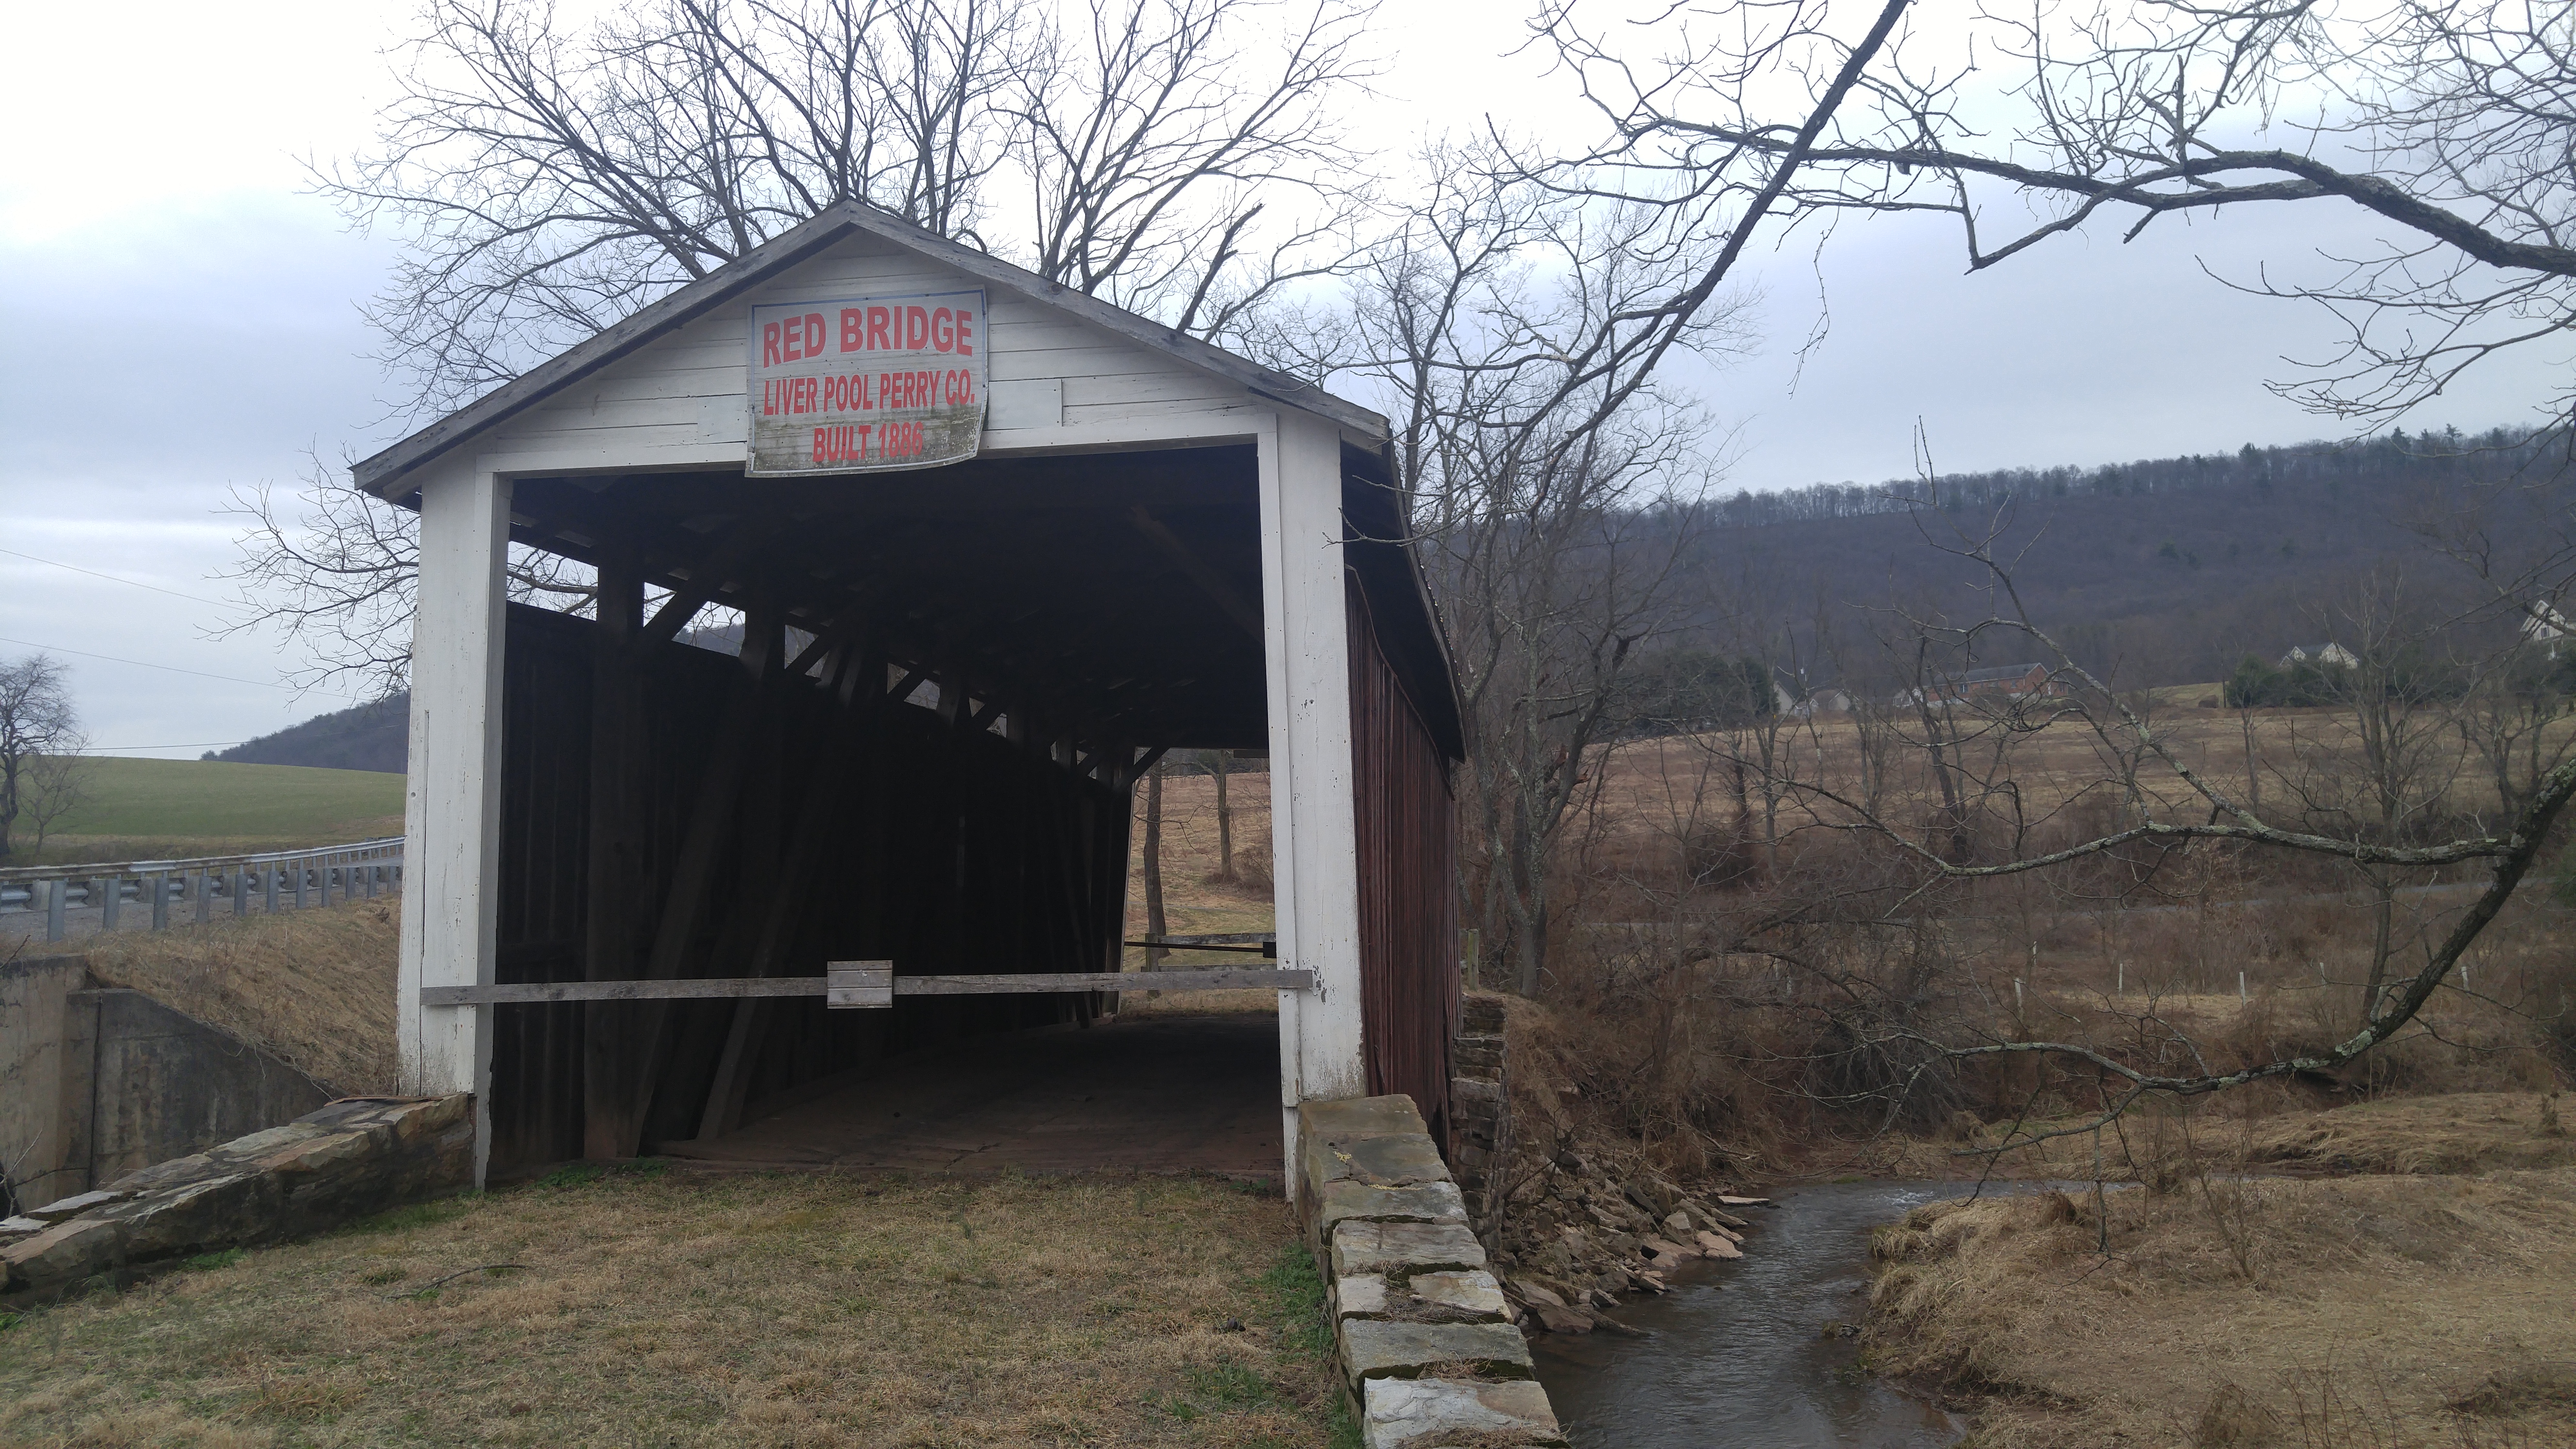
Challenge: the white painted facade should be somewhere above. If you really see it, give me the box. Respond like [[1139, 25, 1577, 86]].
[[376, 213, 1382, 1191]]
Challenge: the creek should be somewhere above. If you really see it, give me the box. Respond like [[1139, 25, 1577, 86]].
[[1530, 1179, 1981, 1448]]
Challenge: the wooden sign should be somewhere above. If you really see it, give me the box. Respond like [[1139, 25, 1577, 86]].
[[746, 290, 987, 475]]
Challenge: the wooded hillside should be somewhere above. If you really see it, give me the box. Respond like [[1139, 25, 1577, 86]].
[[1683, 427, 2563, 690], [209, 694, 410, 773]]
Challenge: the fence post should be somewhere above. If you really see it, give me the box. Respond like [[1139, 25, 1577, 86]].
[[292, 860, 306, 910], [193, 869, 210, 924], [264, 865, 279, 914], [47, 879, 65, 942], [99, 874, 121, 931], [149, 871, 169, 930]]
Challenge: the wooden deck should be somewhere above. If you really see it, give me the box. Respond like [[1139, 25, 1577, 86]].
[[653, 1009, 1281, 1177]]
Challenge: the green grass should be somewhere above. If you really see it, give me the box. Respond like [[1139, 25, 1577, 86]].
[[18, 757, 403, 862]]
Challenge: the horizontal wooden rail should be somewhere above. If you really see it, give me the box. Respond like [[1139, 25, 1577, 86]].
[[1151, 932, 1276, 946], [420, 964, 1313, 1009], [899, 969, 1308, 995], [420, 978, 832, 1006]]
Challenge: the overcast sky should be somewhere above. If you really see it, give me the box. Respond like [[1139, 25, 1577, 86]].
[[1, 0, 2562, 759]]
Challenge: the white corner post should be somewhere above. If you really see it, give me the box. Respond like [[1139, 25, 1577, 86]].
[[1258, 408, 1367, 1197], [397, 464, 511, 1187]]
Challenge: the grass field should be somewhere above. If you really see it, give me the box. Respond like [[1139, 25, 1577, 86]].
[[14, 757, 403, 865], [0, 1168, 1352, 1449]]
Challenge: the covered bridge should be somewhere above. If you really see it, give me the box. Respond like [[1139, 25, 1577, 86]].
[[358, 202, 1465, 1190]]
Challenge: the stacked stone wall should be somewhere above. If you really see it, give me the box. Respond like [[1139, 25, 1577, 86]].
[[1, 1094, 473, 1304], [1297, 1095, 1565, 1449], [1447, 993, 1511, 1249]]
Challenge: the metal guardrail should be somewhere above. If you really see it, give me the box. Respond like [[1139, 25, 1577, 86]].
[[0, 837, 405, 943]]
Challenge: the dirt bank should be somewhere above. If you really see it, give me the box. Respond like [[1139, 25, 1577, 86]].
[[1862, 1100, 2576, 1447]]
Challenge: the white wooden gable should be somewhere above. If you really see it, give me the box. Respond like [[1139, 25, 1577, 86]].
[[356, 203, 1382, 495]]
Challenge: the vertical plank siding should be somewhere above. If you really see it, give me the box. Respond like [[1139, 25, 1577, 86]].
[[490, 604, 1135, 1175], [1345, 576, 1462, 1145]]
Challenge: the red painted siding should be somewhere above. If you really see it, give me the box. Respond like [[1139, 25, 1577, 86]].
[[1347, 574, 1461, 1144]]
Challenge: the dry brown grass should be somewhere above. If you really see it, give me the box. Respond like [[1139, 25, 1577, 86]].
[[2239, 1091, 2576, 1175], [76, 897, 401, 1097], [1125, 769, 1275, 970], [0, 1167, 1352, 1449], [1864, 1167, 2576, 1448], [1590, 699, 2569, 831]]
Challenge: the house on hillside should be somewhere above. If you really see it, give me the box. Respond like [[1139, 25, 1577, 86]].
[[1896, 661, 2065, 708], [2521, 602, 2570, 658], [2279, 642, 2358, 669], [1769, 667, 1853, 718]]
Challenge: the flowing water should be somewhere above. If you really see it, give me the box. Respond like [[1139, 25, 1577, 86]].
[[1531, 1180, 1993, 1448]]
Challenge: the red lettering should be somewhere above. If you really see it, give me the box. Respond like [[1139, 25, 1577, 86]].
[[866, 306, 890, 350], [932, 307, 954, 352], [804, 313, 825, 360], [954, 308, 974, 356], [762, 322, 782, 367], [905, 306, 928, 350], [839, 308, 862, 354], [781, 321, 803, 362]]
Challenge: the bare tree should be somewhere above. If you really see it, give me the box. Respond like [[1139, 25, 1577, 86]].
[[1535, 0, 2576, 449], [0, 655, 81, 862], [328, 0, 1372, 416], [237, 0, 1379, 695], [1141, 759, 1167, 968], [1323, 145, 1755, 995], [1015, 0, 1381, 340], [221, 459, 600, 698], [1741, 519, 2574, 1117], [18, 745, 91, 861], [1197, 747, 1236, 882]]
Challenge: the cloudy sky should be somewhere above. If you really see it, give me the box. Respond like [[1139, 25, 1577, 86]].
[[1, 0, 2561, 759]]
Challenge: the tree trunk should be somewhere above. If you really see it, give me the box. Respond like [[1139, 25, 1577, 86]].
[[2361, 875, 2396, 1029], [0, 752, 19, 861], [1509, 799, 1549, 997], [1211, 752, 1233, 881], [1143, 764, 1166, 970], [2238, 709, 2262, 812]]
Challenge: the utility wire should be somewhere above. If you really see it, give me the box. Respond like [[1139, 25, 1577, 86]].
[[0, 634, 298, 691], [0, 547, 231, 608]]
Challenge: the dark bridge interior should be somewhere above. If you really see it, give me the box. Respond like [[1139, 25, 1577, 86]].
[[460, 442, 1461, 1177]]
